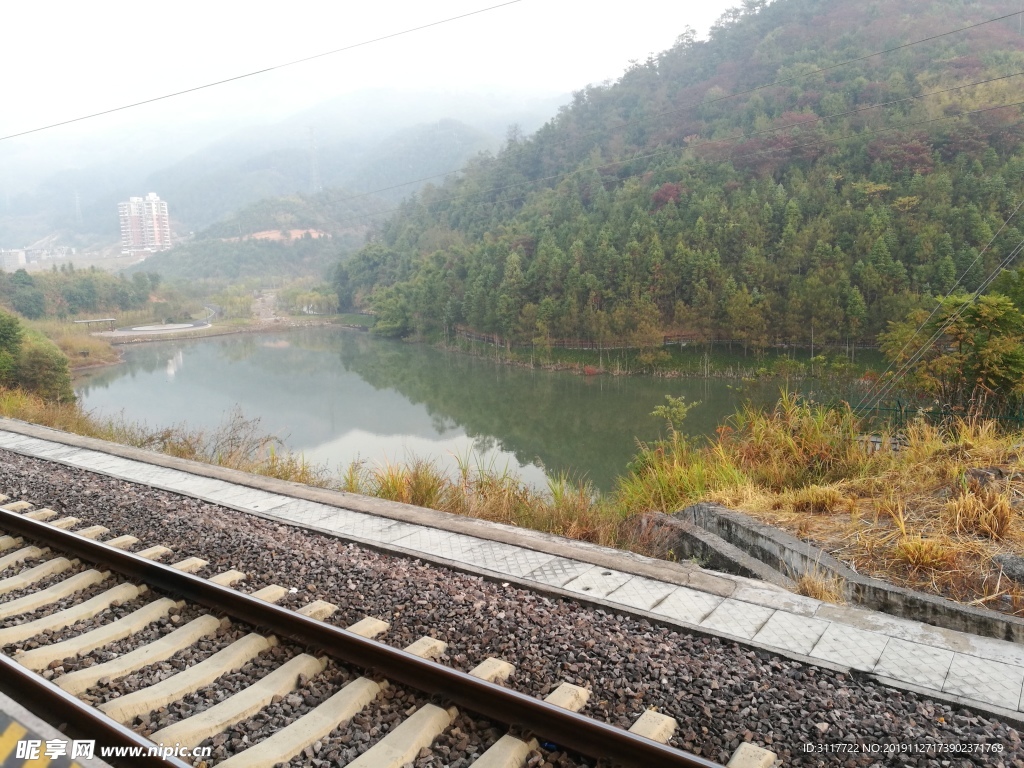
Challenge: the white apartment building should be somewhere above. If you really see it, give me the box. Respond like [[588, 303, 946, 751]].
[[119, 193, 171, 253], [0, 249, 26, 272]]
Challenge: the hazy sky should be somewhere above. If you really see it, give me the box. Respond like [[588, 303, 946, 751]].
[[2, 0, 740, 139]]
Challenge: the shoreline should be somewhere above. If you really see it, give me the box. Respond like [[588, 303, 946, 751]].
[[436, 336, 879, 381], [69, 317, 343, 378]]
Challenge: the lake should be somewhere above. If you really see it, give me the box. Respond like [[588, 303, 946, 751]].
[[75, 328, 791, 491]]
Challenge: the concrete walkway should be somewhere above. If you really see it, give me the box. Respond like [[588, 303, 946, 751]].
[[1, 421, 1022, 725]]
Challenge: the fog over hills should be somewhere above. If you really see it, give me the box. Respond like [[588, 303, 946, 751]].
[[0, 86, 564, 247]]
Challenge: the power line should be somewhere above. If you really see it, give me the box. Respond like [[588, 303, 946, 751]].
[[315, 95, 1024, 235], [855, 197, 1024, 411], [272, 68, 1024, 213], [280, 7, 1024, 211], [861, 232, 1024, 410], [0, 1, 522, 143]]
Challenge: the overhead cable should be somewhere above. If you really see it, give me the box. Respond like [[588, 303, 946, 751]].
[[0, 1, 522, 143]]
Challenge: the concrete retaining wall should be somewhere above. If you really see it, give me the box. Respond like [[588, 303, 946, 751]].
[[661, 503, 1024, 644]]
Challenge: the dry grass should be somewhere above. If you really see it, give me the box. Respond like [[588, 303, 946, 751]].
[[940, 478, 1017, 539], [795, 570, 847, 603], [617, 394, 1024, 615], [6, 384, 1024, 615], [345, 457, 624, 546], [0, 389, 334, 488], [893, 535, 959, 571], [26, 320, 121, 368], [787, 485, 853, 515], [0, 388, 628, 548]]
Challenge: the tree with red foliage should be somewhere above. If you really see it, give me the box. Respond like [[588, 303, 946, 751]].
[[867, 134, 935, 175], [651, 183, 683, 210]]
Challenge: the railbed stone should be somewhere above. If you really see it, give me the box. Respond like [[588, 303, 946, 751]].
[[2, 428, 1024, 765]]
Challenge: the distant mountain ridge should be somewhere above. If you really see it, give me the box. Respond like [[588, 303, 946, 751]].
[[0, 88, 565, 246], [199, 186, 388, 240], [335, 0, 1024, 350]]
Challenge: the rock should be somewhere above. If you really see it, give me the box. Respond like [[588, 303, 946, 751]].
[[994, 554, 1024, 583]]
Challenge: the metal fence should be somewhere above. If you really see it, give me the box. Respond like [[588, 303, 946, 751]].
[[852, 400, 1024, 429]]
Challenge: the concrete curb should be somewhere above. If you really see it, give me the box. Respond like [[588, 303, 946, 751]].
[[0, 418, 776, 600]]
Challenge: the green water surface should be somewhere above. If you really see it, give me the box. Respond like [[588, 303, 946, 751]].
[[76, 328, 796, 491]]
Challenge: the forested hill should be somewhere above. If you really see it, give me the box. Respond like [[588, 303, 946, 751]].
[[199, 187, 388, 240], [335, 0, 1024, 348]]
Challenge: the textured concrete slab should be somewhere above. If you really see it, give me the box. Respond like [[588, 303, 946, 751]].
[[731, 584, 821, 617], [390, 528, 488, 563], [458, 539, 525, 571], [809, 622, 889, 672], [700, 599, 775, 640], [201, 486, 294, 512], [874, 638, 955, 690], [156, 476, 234, 496], [942, 653, 1024, 710], [487, 546, 557, 578], [525, 557, 594, 587], [68, 453, 133, 472], [563, 567, 634, 598], [651, 586, 723, 625], [817, 602, 1024, 669], [605, 575, 678, 611], [261, 498, 337, 524], [17, 443, 85, 461], [752, 611, 830, 656]]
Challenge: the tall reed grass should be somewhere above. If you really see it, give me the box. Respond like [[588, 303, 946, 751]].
[[4, 385, 1024, 611]]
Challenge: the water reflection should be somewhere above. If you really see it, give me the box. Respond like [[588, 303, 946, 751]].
[[76, 328, 783, 490]]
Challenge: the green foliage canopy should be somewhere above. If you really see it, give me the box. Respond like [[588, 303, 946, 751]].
[[333, 0, 1024, 351], [0, 309, 74, 402], [880, 294, 1024, 410]]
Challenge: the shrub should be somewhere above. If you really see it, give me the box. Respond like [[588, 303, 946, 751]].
[[895, 536, 957, 571], [941, 479, 1016, 539]]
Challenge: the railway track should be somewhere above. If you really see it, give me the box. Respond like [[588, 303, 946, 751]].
[[0, 497, 730, 768]]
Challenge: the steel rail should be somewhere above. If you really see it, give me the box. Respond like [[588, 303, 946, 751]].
[[0, 508, 724, 768], [0, 653, 191, 768]]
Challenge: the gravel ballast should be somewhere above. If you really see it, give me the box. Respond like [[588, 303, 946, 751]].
[[1, 448, 1023, 767]]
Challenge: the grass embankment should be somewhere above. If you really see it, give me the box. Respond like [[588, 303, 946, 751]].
[[2, 387, 1022, 614], [27, 320, 123, 368], [621, 393, 1024, 612]]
